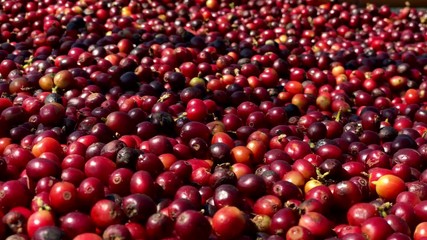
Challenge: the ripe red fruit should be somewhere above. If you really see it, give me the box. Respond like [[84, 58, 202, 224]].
[[60, 211, 96, 239], [284, 140, 312, 161], [49, 181, 78, 214], [212, 206, 246, 239], [259, 68, 279, 87], [84, 156, 116, 185], [330, 180, 363, 210], [305, 185, 333, 210], [414, 200, 427, 222], [414, 222, 427, 240], [253, 195, 282, 217], [0, 180, 31, 211], [90, 199, 125, 229], [125, 222, 147, 239], [77, 177, 105, 211], [31, 137, 63, 158], [360, 217, 394, 240], [298, 212, 332, 238], [145, 213, 174, 239], [105, 111, 134, 135], [269, 208, 299, 236], [73, 233, 103, 240], [102, 224, 132, 240], [186, 99, 208, 122], [27, 210, 56, 238], [175, 210, 212, 240], [347, 203, 379, 226]]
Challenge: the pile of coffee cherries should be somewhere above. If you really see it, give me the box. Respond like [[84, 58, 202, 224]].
[[0, 0, 427, 239]]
